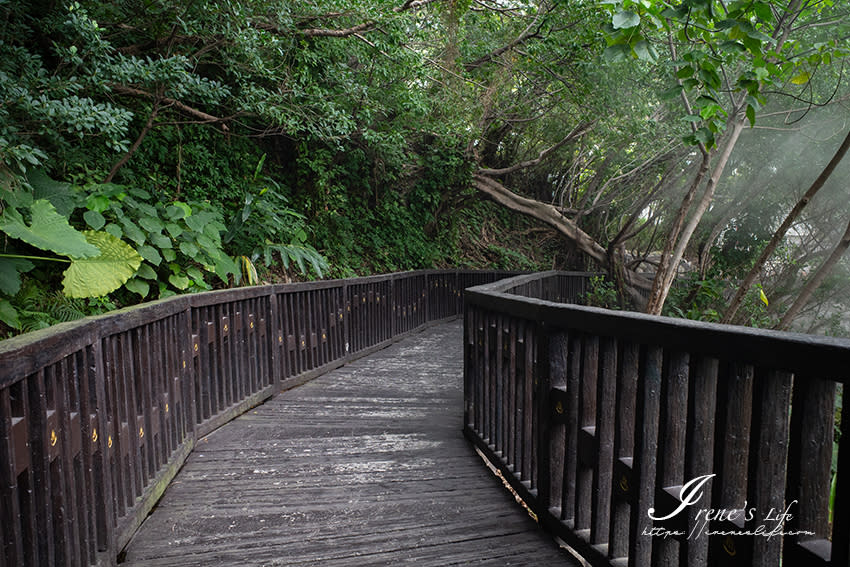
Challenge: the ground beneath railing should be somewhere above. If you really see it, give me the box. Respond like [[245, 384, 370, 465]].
[[120, 322, 580, 566]]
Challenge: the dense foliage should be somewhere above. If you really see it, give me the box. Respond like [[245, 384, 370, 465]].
[[1, 0, 849, 337]]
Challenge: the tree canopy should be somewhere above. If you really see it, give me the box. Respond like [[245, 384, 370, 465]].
[[2, 0, 849, 336]]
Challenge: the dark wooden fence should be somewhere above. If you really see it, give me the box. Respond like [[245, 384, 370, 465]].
[[0, 270, 516, 567], [464, 271, 848, 567]]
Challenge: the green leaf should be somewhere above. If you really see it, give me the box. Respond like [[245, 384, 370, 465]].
[[179, 241, 199, 257], [660, 6, 687, 19], [167, 202, 191, 220], [165, 222, 183, 238], [633, 40, 658, 62], [104, 223, 123, 239], [184, 211, 215, 233], [62, 231, 143, 298], [150, 232, 172, 249], [0, 200, 99, 258], [753, 1, 772, 21], [135, 262, 158, 280], [661, 84, 684, 100], [746, 104, 756, 127], [27, 170, 76, 216], [139, 215, 164, 233], [137, 245, 162, 266], [612, 10, 640, 29], [120, 218, 146, 245], [86, 194, 112, 213], [205, 220, 226, 237], [214, 254, 239, 283], [124, 277, 150, 298], [0, 299, 21, 329], [162, 248, 177, 262], [790, 71, 811, 85], [186, 266, 204, 283], [676, 66, 695, 79], [694, 127, 715, 147], [714, 19, 738, 30], [0, 257, 34, 295], [84, 209, 106, 230], [720, 40, 747, 53], [603, 44, 631, 62], [168, 273, 190, 290]]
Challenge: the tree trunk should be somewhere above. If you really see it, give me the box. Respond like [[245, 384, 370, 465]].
[[776, 216, 850, 331], [644, 153, 710, 314], [646, 120, 745, 314], [721, 127, 850, 323], [472, 173, 652, 305]]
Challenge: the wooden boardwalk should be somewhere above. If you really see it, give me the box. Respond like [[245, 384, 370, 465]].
[[121, 322, 579, 566]]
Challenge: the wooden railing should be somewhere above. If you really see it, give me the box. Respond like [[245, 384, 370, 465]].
[[464, 271, 848, 567], [0, 270, 517, 567]]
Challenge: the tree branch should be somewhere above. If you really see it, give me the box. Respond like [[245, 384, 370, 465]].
[[463, 9, 547, 71], [285, 0, 441, 38], [777, 216, 850, 330], [109, 84, 231, 130], [105, 98, 160, 184], [477, 121, 594, 176], [473, 173, 608, 265]]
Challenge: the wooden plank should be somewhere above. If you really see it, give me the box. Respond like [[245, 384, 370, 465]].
[[575, 334, 598, 532], [784, 375, 834, 546], [710, 362, 753, 564], [653, 350, 688, 566], [562, 332, 581, 525], [683, 355, 718, 566], [608, 341, 638, 561], [832, 404, 850, 566], [747, 369, 792, 567], [592, 335, 617, 545], [547, 330, 568, 517], [628, 345, 662, 567], [121, 322, 578, 567], [0, 389, 24, 566]]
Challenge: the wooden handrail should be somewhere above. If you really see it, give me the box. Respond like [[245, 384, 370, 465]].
[[0, 270, 518, 567], [463, 271, 849, 567]]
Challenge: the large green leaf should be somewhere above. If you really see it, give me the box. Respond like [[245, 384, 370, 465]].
[[124, 277, 150, 298], [27, 169, 77, 217], [0, 299, 21, 329], [62, 231, 143, 298], [0, 200, 99, 258], [612, 10, 640, 29], [0, 257, 35, 295]]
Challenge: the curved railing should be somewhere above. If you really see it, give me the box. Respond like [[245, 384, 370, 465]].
[[0, 270, 518, 567], [463, 271, 849, 567]]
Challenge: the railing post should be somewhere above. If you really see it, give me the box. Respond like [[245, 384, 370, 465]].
[[343, 281, 351, 360], [536, 322, 567, 517], [424, 273, 430, 322], [629, 345, 662, 567], [182, 306, 197, 439], [269, 292, 282, 394], [90, 336, 117, 564], [390, 275, 397, 339]]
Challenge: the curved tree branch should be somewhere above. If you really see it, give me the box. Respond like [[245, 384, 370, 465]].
[[477, 121, 594, 176], [109, 84, 232, 130], [472, 173, 652, 305]]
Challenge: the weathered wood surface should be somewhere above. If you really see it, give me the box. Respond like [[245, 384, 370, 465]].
[[121, 323, 577, 566]]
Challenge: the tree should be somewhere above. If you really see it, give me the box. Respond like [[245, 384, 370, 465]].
[[722, 127, 850, 323]]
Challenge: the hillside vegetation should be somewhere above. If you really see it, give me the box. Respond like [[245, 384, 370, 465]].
[[2, 1, 849, 336]]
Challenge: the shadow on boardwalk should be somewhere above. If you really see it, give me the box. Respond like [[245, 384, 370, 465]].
[[122, 322, 579, 566]]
